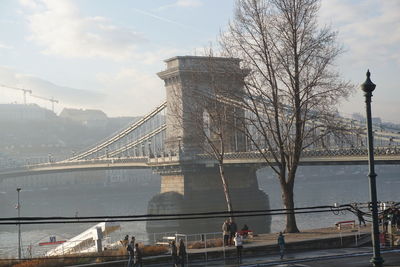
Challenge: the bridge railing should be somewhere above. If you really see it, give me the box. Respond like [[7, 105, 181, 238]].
[[301, 146, 400, 158], [190, 146, 400, 161], [24, 157, 149, 170], [2, 146, 400, 175]]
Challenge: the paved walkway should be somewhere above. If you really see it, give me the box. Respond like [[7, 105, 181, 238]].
[[246, 225, 369, 246], [188, 247, 400, 266], [187, 225, 371, 255]]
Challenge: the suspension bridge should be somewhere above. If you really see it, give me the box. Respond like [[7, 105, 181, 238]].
[[1, 56, 400, 179]]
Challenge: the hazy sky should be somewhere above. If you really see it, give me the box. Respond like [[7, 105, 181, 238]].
[[0, 0, 399, 122]]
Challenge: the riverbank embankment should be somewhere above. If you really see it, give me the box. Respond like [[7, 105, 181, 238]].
[[67, 225, 372, 267]]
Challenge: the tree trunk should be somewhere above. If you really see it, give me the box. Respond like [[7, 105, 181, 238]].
[[218, 162, 233, 217], [282, 184, 300, 233]]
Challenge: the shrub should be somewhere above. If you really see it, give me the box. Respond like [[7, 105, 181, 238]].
[[10, 244, 169, 267]]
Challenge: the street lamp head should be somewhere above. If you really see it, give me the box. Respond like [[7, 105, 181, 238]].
[[16, 188, 21, 192], [361, 69, 376, 94]]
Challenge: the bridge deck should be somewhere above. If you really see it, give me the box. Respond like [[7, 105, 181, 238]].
[[1, 148, 400, 178]]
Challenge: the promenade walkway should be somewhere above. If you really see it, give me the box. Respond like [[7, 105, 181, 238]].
[[190, 247, 400, 266], [69, 225, 376, 267], [188, 225, 371, 256]]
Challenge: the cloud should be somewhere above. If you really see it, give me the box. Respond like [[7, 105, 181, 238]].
[[19, 0, 41, 10], [12, 0, 180, 116], [132, 8, 190, 29], [319, 0, 400, 123], [0, 43, 13, 50], [175, 0, 203, 7], [0, 18, 18, 24], [96, 68, 165, 116], [139, 48, 181, 65], [19, 0, 146, 61], [320, 0, 400, 65], [131, 8, 203, 34], [158, 0, 203, 10]]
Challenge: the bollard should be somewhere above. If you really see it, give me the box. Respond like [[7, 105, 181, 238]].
[[204, 234, 208, 262]]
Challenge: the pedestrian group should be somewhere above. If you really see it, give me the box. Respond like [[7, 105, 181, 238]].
[[171, 239, 186, 267], [125, 235, 143, 267], [123, 219, 288, 266]]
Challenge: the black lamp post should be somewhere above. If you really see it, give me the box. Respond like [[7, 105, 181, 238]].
[[16, 187, 21, 260], [361, 70, 384, 267]]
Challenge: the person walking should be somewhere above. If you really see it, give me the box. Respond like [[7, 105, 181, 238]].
[[134, 243, 143, 267], [234, 232, 243, 264], [277, 232, 285, 260], [222, 220, 230, 246], [178, 239, 186, 267], [229, 218, 237, 246], [383, 208, 392, 232], [395, 209, 400, 230], [127, 239, 135, 267], [356, 208, 366, 227], [171, 240, 179, 267]]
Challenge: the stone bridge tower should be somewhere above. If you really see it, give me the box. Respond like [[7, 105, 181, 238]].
[[157, 56, 246, 155], [147, 56, 270, 235]]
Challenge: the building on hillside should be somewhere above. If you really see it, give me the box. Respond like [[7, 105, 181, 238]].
[[0, 103, 56, 121], [60, 108, 108, 128]]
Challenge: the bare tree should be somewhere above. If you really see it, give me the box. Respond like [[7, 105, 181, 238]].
[[220, 0, 353, 232]]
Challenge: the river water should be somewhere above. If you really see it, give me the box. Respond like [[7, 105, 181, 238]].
[[0, 165, 399, 258]]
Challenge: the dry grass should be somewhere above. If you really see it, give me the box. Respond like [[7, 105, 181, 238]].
[[10, 257, 90, 267], [0, 260, 18, 267], [187, 239, 223, 249], [142, 245, 169, 256], [8, 244, 169, 267]]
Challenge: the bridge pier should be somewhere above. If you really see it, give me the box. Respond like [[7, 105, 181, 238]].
[[146, 164, 271, 235], [147, 56, 270, 235]]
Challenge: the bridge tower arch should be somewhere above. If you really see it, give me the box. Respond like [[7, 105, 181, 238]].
[[157, 56, 246, 155]]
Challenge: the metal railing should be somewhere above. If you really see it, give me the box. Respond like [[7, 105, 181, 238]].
[[192, 146, 400, 161], [68, 102, 166, 161]]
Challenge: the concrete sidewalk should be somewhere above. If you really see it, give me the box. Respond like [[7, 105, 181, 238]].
[[188, 225, 371, 256], [189, 247, 400, 267]]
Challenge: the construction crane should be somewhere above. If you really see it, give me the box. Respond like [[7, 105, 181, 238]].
[[0, 83, 32, 104], [31, 95, 59, 112]]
